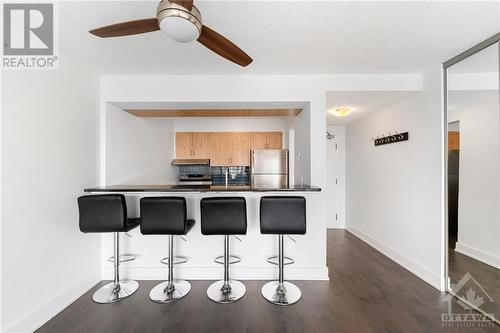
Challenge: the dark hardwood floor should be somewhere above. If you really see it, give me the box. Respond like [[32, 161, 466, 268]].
[[38, 230, 498, 333], [448, 236, 500, 321]]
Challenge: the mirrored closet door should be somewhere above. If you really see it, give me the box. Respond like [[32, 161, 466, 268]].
[[445, 34, 499, 324]]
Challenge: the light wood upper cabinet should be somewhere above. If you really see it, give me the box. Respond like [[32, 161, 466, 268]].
[[176, 132, 211, 158], [210, 132, 232, 166], [192, 132, 211, 158], [250, 132, 283, 150], [231, 133, 251, 166], [267, 132, 283, 149], [176, 131, 282, 165], [251, 132, 268, 150], [175, 132, 194, 158]]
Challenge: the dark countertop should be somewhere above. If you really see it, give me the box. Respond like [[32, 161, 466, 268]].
[[84, 184, 321, 193]]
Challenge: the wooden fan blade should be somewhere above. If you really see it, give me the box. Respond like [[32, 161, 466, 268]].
[[197, 25, 253, 67], [169, 0, 194, 11], [89, 18, 159, 38]]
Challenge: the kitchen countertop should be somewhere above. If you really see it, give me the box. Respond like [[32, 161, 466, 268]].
[[84, 184, 321, 193]]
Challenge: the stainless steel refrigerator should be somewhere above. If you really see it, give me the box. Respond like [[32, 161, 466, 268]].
[[251, 149, 289, 187]]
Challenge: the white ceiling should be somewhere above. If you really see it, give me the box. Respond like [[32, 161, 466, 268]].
[[60, 1, 500, 75], [326, 91, 417, 125]]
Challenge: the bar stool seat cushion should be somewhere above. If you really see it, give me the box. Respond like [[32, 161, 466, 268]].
[[260, 196, 306, 235], [78, 194, 139, 233], [201, 197, 247, 235], [140, 197, 194, 235]]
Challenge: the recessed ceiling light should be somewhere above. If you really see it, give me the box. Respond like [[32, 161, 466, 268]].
[[329, 107, 354, 117]]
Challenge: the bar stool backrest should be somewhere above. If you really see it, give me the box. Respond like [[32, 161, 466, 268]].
[[140, 197, 188, 235], [78, 194, 127, 233], [200, 197, 247, 235], [260, 196, 306, 235]]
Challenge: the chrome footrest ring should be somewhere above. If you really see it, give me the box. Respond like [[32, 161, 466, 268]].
[[266, 255, 295, 266], [107, 254, 137, 263], [160, 256, 188, 266], [214, 255, 241, 265]]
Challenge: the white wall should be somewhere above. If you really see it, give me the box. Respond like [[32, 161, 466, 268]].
[[1, 55, 101, 331], [448, 92, 500, 268], [326, 125, 346, 228], [106, 104, 176, 185], [345, 66, 444, 289], [293, 104, 311, 185]]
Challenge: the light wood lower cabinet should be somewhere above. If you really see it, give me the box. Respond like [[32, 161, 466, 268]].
[[176, 131, 283, 166]]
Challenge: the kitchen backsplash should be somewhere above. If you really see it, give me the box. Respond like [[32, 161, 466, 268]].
[[178, 165, 211, 177], [211, 166, 250, 185], [177, 165, 250, 185]]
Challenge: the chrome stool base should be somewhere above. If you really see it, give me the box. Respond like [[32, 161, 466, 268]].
[[149, 280, 191, 303], [261, 281, 301, 306], [92, 280, 139, 304], [207, 280, 246, 304]]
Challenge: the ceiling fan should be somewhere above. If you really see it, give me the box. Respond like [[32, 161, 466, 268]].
[[89, 0, 253, 67]]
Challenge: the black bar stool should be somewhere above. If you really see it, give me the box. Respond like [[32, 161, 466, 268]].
[[78, 194, 140, 304], [201, 197, 247, 304], [260, 196, 306, 305], [140, 197, 195, 303]]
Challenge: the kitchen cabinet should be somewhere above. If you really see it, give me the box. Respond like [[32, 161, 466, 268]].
[[231, 133, 251, 166], [192, 132, 211, 158], [176, 131, 283, 166], [251, 132, 268, 150], [210, 132, 232, 166], [266, 132, 283, 149], [175, 132, 193, 158], [176, 132, 211, 158], [251, 132, 283, 150]]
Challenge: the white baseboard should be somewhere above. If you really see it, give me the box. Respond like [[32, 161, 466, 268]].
[[327, 225, 345, 229], [346, 227, 442, 290], [455, 242, 500, 269], [4, 276, 100, 333], [102, 266, 329, 281]]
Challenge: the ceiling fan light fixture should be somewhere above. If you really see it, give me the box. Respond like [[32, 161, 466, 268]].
[[157, 1, 202, 43]]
